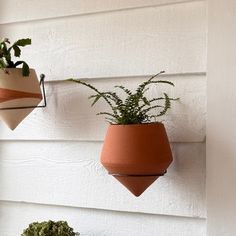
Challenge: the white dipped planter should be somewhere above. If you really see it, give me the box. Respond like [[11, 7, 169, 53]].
[[0, 68, 43, 130]]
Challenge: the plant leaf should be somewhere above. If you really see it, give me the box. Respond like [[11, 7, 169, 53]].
[[90, 94, 102, 106], [15, 38, 31, 47], [142, 96, 150, 105], [0, 58, 7, 68], [22, 62, 30, 76], [14, 61, 23, 67], [13, 45, 21, 57], [114, 85, 132, 95]]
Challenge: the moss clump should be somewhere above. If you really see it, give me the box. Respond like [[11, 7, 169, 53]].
[[21, 220, 80, 236]]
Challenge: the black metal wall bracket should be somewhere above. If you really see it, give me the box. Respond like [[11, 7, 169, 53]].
[[109, 170, 167, 177], [0, 74, 47, 111]]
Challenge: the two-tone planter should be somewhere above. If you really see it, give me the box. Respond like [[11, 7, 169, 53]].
[[0, 68, 43, 130], [101, 122, 172, 196]]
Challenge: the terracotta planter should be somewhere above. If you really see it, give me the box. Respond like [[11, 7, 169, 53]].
[[0, 68, 43, 130], [101, 122, 172, 196]]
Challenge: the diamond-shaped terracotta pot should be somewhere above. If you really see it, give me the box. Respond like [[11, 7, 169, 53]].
[[100, 123, 173, 197], [0, 68, 42, 130]]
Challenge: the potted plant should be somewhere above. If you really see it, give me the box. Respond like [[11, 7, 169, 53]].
[[0, 37, 43, 130], [21, 220, 80, 236], [69, 71, 178, 196]]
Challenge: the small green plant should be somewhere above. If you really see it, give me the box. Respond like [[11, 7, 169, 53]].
[[0, 37, 31, 76], [69, 71, 179, 124], [21, 220, 80, 236]]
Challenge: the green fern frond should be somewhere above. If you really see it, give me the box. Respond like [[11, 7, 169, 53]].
[[69, 71, 179, 124], [156, 93, 171, 117], [115, 85, 133, 96]]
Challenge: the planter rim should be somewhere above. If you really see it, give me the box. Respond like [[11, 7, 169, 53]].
[[108, 121, 164, 127], [1, 68, 35, 73], [2, 68, 35, 71], [0, 68, 36, 78]]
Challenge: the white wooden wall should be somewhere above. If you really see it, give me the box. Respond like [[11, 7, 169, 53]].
[[0, 1, 206, 235], [207, 1, 236, 235]]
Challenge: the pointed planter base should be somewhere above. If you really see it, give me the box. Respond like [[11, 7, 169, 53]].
[[113, 175, 159, 197], [111, 171, 166, 196], [101, 123, 173, 197]]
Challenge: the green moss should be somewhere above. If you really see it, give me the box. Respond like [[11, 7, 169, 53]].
[[21, 220, 80, 236]]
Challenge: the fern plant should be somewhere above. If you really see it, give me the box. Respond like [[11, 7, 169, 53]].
[[21, 220, 80, 236], [0, 37, 31, 76], [69, 71, 179, 124]]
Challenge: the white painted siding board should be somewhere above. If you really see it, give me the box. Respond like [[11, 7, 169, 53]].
[[0, 0, 204, 24], [207, 1, 236, 235], [0, 142, 206, 218], [0, 1, 206, 80], [0, 75, 206, 142], [0, 201, 206, 236]]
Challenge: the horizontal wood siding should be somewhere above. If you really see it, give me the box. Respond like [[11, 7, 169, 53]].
[[0, 141, 206, 218], [0, 75, 206, 141], [0, 201, 206, 236], [0, 0, 203, 24], [0, 1, 206, 80], [0, 0, 206, 235]]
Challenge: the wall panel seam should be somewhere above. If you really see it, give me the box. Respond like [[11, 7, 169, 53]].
[[41, 72, 207, 83], [0, 0, 205, 26], [0, 199, 207, 220]]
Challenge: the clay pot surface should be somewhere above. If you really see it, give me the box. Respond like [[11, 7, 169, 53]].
[[100, 122, 173, 196], [0, 68, 42, 130]]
